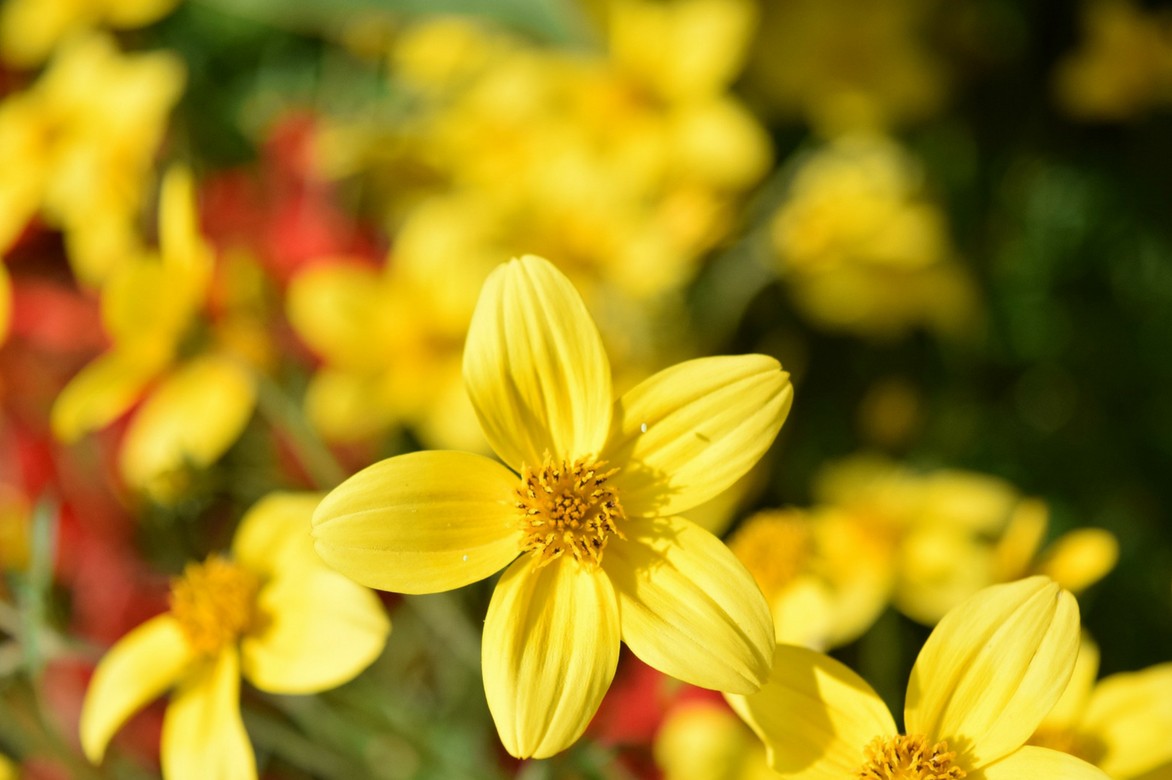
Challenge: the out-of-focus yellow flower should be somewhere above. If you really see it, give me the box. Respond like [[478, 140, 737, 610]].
[[315, 2, 770, 382], [1031, 634, 1172, 778], [0, 262, 10, 345], [0, 0, 179, 67], [79, 493, 389, 780], [728, 507, 891, 650], [312, 256, 791, 759], [51, 167, 263, 502], [1055, 0, 1172, 121], [286, 244, 487, 451], [0, 33, 184, 284], [0, 754, 15, 780], [0, 485, 30, 572], [728, 577, 1110, 779], [654, 700, 775, 780], [772, 135, 978, 340], [815, 455, 1116, 625], [745, 0, 946, 135]]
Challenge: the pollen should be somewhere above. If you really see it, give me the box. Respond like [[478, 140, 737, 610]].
[[516, 455, 625, 568], [858, 734, 966, 780], [169, 555, 261, 655]]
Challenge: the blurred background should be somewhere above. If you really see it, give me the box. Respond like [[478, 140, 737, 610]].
[[1, 0, 1170, 777]]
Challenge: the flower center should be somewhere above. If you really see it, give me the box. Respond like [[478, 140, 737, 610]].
[[729, 510, 813, 598], [169, 555, 261, 655], [859, 735, 966, 780], [515, 455, 625, 568]]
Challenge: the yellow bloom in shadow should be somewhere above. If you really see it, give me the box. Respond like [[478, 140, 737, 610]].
[[51, 166, 260, 502], [654, 700, 776, 780], [312, 255, 792, 759], [79, 493, 390, 780], [1030, 634, 1172, 778], [0, 754, 14, 780], [728, 577, 1111, 780], [1055, 0, 1172, 122]]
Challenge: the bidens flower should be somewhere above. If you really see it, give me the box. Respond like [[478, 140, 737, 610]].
[[312, 255, 792, 759], [727, 577, 1111, 780], [80, 494, 390, 780]]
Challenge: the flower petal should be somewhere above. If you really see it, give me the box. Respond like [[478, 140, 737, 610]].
[[463, 255, 612, 471], [51, 349, 161, 442], [119, 353, 256, 501], [312, 450, 522, 594], [725, 643, 896, 779], [80, 615, 194, 763], [1080, 662, 1172, 778], [241, 565, 389, 695], [1035, 528, 1119, 593], [161, 648, 255, 780], [232, 492, 323, 576], [482, 554, 620, 759], [603, 516, 773, 694], [970, 746, 1111, 780], [905, 576, 1080, 769], [605, 355, 792, 518]]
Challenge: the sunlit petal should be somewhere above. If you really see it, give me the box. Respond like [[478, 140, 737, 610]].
[[1035, 528, 1119, 593], [604, 516, 773, 694], [161, 648, 255, 780], [482, 555, 620, 759], [905, 577, 1080, 769], [51, 349, 162, 442], [606, 354, 792, 518], [312, 450, 522, 594], [463, 255, 612, 471], [726, 643, 896, 779], [232, 492, 323, 576], [80, 615, 194, 763], [242, 566, 389, 695], [970, 746, 1110, 780]]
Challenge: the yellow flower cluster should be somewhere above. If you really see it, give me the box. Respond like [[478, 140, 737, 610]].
[[770, 135, 978, 340]]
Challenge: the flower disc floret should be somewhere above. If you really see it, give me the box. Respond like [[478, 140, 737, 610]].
[[860, 734, 965, 780], [516, 455, 625, 568], [168, 554, 261, 655]]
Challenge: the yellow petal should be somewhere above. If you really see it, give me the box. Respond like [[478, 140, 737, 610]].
[[312, 450, 522, 594], [905, 577, 1080, 769], [286, 263, 395, 371], [463, 255, 612, 471], [970, 746, 1111, 780], [242, 566, 389, 694], [725, 643, 896, 779], [232, 492, 324, 576], [1038, 631, 1099, 730], [303, 368, 396, 442], [992, 498, 1049, 582], [158, 165, 214, 292], [0, 262, 11, 345], [603, 516, 773, 694], [80, 615, 194, 763], [1080, 662, 1172, 778], [606, 355, 792, 518], [51, 350, 162, 442], [482, 555, 620, 759], [161, 648, 255, 780], [1035, 528, 1119, 593], [119, 354, 256, 501]]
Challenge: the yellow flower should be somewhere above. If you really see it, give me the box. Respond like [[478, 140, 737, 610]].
[[1031, 634, 1172, 778], [79, 493, 390, 780], [729, 507, 892, 650], [654, 700, 776, 780], [312, 255, 792, 758], [0, 33, 184, 284], [52, 166, 260, 501], [0, 754, 14, 780], [727, 577, 1111, 780], [286, 245, 488, 451], [772, 135, 978, 340], [1055, 0, 1172, 121], [0, 0, 179, 67]]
